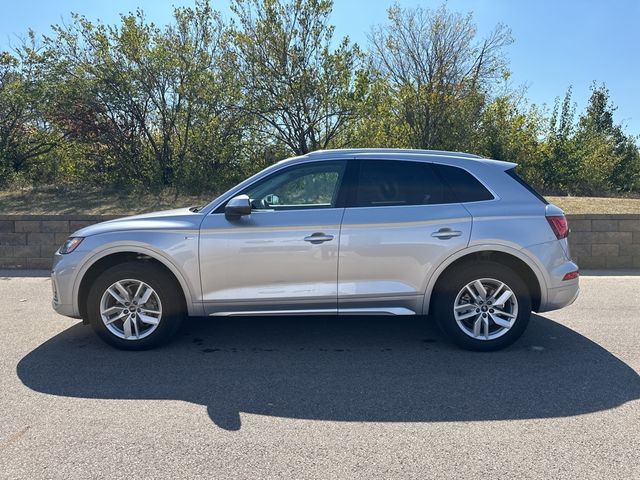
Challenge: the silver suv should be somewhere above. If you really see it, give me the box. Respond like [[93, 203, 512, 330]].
[[51, 149, 579, 351]]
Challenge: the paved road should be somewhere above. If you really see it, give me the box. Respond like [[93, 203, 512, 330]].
[[0, 273, 639, 479]]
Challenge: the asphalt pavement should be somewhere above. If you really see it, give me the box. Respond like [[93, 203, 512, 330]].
[[0, 272, 639, 479]]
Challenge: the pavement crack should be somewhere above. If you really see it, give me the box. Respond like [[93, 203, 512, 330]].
[[0, 426, 30, 450]]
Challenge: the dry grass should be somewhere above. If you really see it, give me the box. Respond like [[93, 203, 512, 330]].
[[0, 187, 638, 215], [546, 196, 640, 215], [0, 188, 213, 215]]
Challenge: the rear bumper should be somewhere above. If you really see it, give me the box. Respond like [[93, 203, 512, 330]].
[[522, 240, 580, 313], [538, 281, 580, 313]]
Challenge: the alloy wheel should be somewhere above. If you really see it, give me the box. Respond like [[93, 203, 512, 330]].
[[99, 279, 163, 340], [453, 278, 519, 341]]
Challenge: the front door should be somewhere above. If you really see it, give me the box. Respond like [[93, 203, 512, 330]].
[[199, 160, 347, 315]]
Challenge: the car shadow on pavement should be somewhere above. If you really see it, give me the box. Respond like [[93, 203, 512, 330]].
[[17, 314, 640, 431]]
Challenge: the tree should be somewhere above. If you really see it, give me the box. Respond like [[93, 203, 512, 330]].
[[336, 73, 412, 149], [1, 0, 640, 198], [575, 84, 640, 193], [45, 0, 247, 190], [231, 0, 363, 155], [0, 39, 65, 186], [541, 87, 580, 194], [478, 93, 545, 188], [368, 4, 512, 151]]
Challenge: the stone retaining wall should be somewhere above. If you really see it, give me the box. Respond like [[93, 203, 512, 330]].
[[0, 215, 118, 269], [566, 215, 640, 269], [0, 214, 639, 270]]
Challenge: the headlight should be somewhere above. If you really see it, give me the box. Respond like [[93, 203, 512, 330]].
[[59, 237, 84, 254]]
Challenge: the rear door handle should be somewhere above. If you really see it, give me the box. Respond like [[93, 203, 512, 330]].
[[304, 232, 334, 244], [431, 228, 463, 240]]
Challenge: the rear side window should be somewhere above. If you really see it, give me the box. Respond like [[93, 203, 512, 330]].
[[432, 164, 494, 203], [354, 160, 451, 207], [505, 168, 548, 205]]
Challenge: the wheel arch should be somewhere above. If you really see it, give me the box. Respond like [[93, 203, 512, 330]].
[[424, 246, 546, 315], [74, 245, 201, 320]]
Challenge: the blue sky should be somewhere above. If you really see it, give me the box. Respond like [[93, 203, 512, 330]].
[[2, 0, 639, 134]]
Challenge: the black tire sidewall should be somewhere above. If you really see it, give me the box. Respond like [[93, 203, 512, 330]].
[[433, 261, 532, 351], [86, 262, 184, 350]]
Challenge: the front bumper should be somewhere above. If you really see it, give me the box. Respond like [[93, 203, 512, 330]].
[[51, 251, 83, 319], [51, 299, 77, 317]]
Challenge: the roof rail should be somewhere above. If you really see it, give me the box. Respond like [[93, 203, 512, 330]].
[[305, 148, 484, 159]]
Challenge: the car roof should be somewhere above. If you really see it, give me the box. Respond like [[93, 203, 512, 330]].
[[282, 148, 517, 171]]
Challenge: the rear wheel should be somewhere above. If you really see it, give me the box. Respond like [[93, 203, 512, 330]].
[[86, 262, 184, 350], [433, 262, 531, 351]]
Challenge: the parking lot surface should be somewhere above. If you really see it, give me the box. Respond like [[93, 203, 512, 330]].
[[0, 272, 639, 479]]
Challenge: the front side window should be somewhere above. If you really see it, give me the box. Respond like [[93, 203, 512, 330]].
[[244, 161, 345, 210], [354, 160, 448, 207]]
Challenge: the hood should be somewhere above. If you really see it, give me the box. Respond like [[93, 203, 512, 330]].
[[73, 207, 203, 237]]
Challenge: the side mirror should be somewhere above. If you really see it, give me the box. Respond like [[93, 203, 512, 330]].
[[225, 194, 252, 219]]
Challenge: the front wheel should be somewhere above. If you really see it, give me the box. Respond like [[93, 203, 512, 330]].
[[432, 262, 532, 351], [86, 262, 184, 350]]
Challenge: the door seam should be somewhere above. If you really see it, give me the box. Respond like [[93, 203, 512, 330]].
[[336, 207, 348, 312]]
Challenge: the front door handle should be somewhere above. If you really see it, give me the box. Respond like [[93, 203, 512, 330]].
[[304, 232, 334, 244], [431, 228, 463, 240]]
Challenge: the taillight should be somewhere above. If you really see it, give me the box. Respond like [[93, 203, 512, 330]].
[[563, 271, 579, 281], [546, 215, 569, 239]]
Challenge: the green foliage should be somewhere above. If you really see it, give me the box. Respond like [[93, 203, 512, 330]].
[[336, 73, 412, 148], [541, 87, 581, 194], [477, 95, 545, 189], [39, 0, 249, 192], [230, 0, 363, 154], [0, 0, 639, 197], [575, 85, 640, 193], [0, 37, 64, 187], [368, 4, 512, 152], [535, 85, 640, 195]]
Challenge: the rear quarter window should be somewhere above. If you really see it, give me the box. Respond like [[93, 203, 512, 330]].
[[505, 168, 549, 205], [432, 164, 495, 203]]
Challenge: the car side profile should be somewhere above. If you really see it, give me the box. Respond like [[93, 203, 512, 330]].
[[51, 149, 579, 351]]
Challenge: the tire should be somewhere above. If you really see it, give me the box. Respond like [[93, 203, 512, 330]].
[[432, 261, 531, 351], [86, 262, 184, 350]]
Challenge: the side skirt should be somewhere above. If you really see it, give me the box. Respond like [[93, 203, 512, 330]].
[[209, 307, 415, 317]]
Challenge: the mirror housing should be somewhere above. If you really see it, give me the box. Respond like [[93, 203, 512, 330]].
[[225, 194, 252, 219]]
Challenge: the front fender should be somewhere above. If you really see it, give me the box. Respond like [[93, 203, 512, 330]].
[[71, 240, 203, 317]]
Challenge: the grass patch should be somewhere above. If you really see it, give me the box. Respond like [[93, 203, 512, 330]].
[[546, 196, 640, 215], [0, 187, 638, 215], [0, 187, 213, 215]]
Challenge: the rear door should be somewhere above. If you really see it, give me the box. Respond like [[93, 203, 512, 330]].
[[337, 159, 472, 314]]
